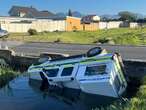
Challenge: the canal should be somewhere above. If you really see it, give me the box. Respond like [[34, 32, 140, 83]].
[[0, 74, 109, 110], [0, 68, 141, 110]]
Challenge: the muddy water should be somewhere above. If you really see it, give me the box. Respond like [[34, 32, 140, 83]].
[[0, 74, 119, 110]]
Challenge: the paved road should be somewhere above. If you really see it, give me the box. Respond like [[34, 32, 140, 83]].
[[11, 42, 146, 60], [0, 41, 24, 48]]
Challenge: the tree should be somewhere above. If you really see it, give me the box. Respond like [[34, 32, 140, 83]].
[[68, 9, 72, 16], [118, 11, 138, 22]]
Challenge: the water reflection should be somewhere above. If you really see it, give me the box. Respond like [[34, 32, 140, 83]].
[[0, 74, 120, 110]]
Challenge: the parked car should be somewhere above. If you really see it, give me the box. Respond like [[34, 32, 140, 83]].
[[0, 29, 9, 38]]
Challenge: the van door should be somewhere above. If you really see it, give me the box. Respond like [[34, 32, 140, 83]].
[[57, 64, 80, 89], [56, 64, 79, 82]]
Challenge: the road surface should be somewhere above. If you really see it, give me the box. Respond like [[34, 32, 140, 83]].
[[9, 42, 146, 60], [0, 41, 145, 60]]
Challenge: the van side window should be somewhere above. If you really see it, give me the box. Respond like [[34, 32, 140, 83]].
[[61, 67, 73, 76], [45, 68, 59, 77], [85, 65, 107, 76]]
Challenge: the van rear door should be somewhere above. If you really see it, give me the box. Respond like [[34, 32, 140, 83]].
[[76, 63, 118, 97]]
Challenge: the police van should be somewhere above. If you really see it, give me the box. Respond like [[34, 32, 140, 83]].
[[28, 47, 127, 99]]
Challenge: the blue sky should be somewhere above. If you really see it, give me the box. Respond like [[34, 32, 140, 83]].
[[0, 0, 146, 16]]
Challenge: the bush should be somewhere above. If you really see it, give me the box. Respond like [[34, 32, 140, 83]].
[[53, 30, 59, 32], [43, 31, 49, 33], [54, 38, 61, 43], [28, 29, 37, 35], [0, 67, 18, 88], [98, 38, 109, 44]]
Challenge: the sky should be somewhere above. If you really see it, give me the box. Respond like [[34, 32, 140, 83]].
[[0, 0, 146, 16]]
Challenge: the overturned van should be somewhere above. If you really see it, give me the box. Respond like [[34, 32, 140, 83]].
[[28, 47, 127, 99]]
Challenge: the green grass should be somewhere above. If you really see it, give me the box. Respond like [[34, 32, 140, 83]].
[[5, 28, 146, 45], [95, 76, 146, 110], [0, 67, 18, 88]]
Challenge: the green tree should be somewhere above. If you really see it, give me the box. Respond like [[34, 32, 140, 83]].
[[118, 11, 137, 22], [68, 9, 72, 16]]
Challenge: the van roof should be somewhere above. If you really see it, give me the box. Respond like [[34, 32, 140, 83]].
[[31, 53, 113, 70]]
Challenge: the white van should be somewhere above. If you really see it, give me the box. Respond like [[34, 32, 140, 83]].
[[28, 47, 127, 99]]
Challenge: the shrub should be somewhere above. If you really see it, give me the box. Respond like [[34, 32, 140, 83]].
[[43, 31, 49, 33], [53, 30, 59, 32], [0, 67, 18, 88], [54, 38, 61, 43], [28, 29, 37, 35], [72, 26, 78, 32], [98, 38, 109, 44]]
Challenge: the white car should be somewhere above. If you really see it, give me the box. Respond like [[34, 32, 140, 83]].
[[0, 29, 9, 38]]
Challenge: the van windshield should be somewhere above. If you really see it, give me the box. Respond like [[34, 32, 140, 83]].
[[85, 65, 107, 76]]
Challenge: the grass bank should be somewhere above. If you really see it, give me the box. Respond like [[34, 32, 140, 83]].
[[95, 76, 146, 110], [0, 67, 18, 88], [5, 28, 146, 45]]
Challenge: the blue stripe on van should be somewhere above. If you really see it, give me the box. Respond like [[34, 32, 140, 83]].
[[79, 77, 110, 82]]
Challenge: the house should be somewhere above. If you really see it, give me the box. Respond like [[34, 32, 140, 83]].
[[81, 15, 100, 24], [8, 6, 55, 18], [81, 15, 100, 31]]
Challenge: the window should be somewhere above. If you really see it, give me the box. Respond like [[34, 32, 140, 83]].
[[85, 65, 107, 76], [45, 68, 59, 77], [61, 67, 73, 76]]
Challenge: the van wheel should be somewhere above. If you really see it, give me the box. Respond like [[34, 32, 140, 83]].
[[87, 47, 102, 57]]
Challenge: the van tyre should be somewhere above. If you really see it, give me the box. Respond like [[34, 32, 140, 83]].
[[87, 47, 102, 57]]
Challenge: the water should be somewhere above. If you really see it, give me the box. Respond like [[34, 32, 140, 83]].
[[0, 74, 108, 110]]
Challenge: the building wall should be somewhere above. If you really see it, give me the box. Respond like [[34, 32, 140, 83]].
[[107, 21, 123, 29], [0, 17, 66, 32], [19, 12, 26, 17], [99, 22, 107, 29], [0, 16, 136, 33], [130, 22, 139, 28], [31, 20, 66, 32], [66, 16, 82, 31], [1, 23, 32, 32], [81, 23, 99, 31], [31, 20, 51, 32], [0, 16, 100, 32], [48, 20, 66, 32], [65, 16, 99, 31], [98, 21, 129, 29]]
